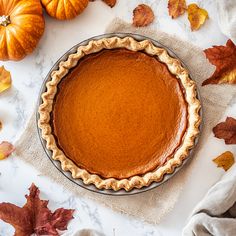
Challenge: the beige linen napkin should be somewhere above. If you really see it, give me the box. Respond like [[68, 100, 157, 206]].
[[183, 164, 236, 236], [14, 19, 236, 224]]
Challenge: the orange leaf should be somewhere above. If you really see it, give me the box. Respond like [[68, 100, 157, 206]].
[[0, 141, 15, 160], [213, 117, 236, 144], [168, 0, 187, 19], [213, 151, 235, 171], [133, 4, 155, 27], [202, 40, 236, 85], [0, 184, 75, 236], [0, 66, 12, 94], [102, 0, 116, 7], [187, 3, 208, 31], [0, 121, 2, 131]]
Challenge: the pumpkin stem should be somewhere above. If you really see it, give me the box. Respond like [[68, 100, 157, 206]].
[[0, 15, 11, 27]]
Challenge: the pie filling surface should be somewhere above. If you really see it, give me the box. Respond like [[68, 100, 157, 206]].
[[52, 48, 188, 179]]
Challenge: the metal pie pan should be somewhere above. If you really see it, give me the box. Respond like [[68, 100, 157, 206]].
[[36, 33, 202, 196]]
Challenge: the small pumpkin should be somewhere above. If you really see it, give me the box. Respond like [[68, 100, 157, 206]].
[[0, 0, 45, 61], [41, 0, 89, 20]]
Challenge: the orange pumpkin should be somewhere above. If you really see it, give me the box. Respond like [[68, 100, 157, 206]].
[[0, 0, 45, 61], [41, 0, 89, 20]]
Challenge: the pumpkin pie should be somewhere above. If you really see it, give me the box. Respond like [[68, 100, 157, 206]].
[[38, 36, 201, 191]]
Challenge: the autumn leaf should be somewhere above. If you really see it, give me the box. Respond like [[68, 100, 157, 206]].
[[187, 3, 208, 31], [0, 184, 75, 236], [0, 121, 2, 131], [213, 151, 235, 171], [90, 0, 116, 7], [213, 117, 236, 144], [202, 39, 236, 85], [0, 141, 15, 160], [0, 66, 12, 94], [133, 4, 155, 27], [102, 0, 116, 7], [168, 0, 187, 19]]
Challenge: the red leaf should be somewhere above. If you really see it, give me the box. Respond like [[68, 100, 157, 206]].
[[51, 208, 75, 230], [202, 40, 236, 85], [0, 183, 75, 236], [213, 117, 236, 144], [0, 203, 32, 236]]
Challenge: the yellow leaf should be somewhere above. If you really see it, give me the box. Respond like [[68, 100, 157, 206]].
[[187, 3, 208, 31], [213, 151, 235, 171], [0, 141, 15, 160], [0, 66, 12, 94]]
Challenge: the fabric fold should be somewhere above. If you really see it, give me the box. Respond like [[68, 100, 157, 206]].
[[183, 164, 236, 236]]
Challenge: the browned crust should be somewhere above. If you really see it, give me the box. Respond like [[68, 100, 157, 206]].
[[38, 36, 201, 191]]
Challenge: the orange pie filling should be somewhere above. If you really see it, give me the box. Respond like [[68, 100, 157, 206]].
[[52, 49, 188, 179]]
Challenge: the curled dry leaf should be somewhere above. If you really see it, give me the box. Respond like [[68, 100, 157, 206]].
[[187, 3, 208, 31], [0, 183, 75, 236], [213, 151, 235, 171], [133, 4, 155, 27], [213, 117, 236, 144], [168, 0, 187, 19], [202, 39, 236, 86], [90, 0, 116, 7], [0, 66, 12, 94], [102, 0, 116, 7], [0, 121, 2, 131], [0, 141, 14, 160]]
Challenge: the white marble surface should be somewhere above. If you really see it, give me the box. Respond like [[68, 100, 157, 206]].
[[0, 0, 235, 235]]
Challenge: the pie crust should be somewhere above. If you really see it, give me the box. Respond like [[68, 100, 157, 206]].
[[38, 36, 201, 191]]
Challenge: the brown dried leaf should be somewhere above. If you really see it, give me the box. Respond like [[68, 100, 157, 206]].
[[213, 151, 235, 171], [0, 121, 2, 131], [102, 0, 116, 7], [0, 141, 15, 160], [133, 4, 155, 27], [213, 117, 236, 144], [187, 3, 208, 31], [0, 203, 32, 236], [0, 66, 12, 94], [0, 184, 75, 236], [168, 0, 187, 19], [202, 39, 236, 85]]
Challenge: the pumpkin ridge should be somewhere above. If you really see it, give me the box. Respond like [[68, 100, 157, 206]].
[[10, 13, 44, 18], [2, 0, 17, 15], [9, 23, 41, 51], [64, 0, 77, 17], [43, 0, 53, 8], [68, 0, 80, 13], [81, 0, 89, 8], [6, 26, 26, 52], [5, 27, 26, 60], [10, 2, 43, 17], [63, 0, 67, 18], [10, 15, 44, 39], [56, 0, 65, 19], [0, 31, 8, 59]]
